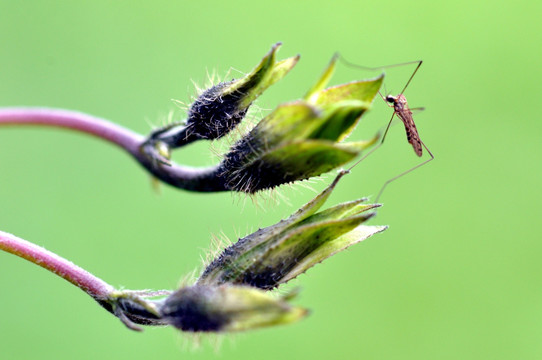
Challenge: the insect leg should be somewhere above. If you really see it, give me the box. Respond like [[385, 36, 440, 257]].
[[347, 110, 396, 171], [374, 141, 434, 203]]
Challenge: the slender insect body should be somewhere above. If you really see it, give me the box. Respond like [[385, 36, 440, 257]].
[[386, 94, 423, 157]]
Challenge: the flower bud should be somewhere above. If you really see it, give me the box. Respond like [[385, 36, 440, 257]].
[[184, 42, 299, 141], [160, 285, 307, 332], [198, 171, 387, 289], [218, 56, 383, 193], [141, 43, 299, 165]]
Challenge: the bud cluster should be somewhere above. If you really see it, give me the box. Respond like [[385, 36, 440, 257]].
[[106, 171, 386, 332], [111, 44, 389, 333]]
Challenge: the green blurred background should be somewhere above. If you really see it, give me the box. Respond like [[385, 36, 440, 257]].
[[1, 1, 540, 359]]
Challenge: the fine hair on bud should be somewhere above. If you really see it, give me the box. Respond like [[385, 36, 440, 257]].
[[185, 81, 247, 141], [218, 133, 294, 194], [161, 286, 228, 332]]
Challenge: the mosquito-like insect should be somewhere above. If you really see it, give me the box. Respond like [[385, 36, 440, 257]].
[[340, 56, 434, 202]]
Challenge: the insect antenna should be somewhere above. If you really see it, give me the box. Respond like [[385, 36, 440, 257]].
[[397, 60, 422, 95], [347, 109, 395, 172]]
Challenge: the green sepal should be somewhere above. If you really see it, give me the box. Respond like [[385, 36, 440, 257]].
[[245, 215, 386, 286], [256, 140, 360, 178], [280, 224, 387, 284], [313, 75, 384, 107], [198, 172, 387, 289], [222, 42, 300, 108], [304, 54, 338, 103]]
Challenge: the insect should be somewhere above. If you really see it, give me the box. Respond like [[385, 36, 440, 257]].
[[340, 57, 434, 201]]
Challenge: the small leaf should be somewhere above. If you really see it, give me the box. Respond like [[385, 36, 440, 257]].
[[283, 170, 349, 223], [299, 200, 379, 225], [254, 102, 322, 146], [308, 101, 366, 141], [239, 214, 377, 289], [224, 140, 358, 193], [304, 54, 338, 103], [223, 42, 300, 108], [313, 75, 384, 107], [256, 140, 359, 178], [281, 224, 387, 284]]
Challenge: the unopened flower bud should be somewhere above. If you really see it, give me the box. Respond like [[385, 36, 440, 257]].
[[198, 171, 387, 289], [160, 285, 307, 332], [217, 56, 383, 193], [142, 43, 299, 164]]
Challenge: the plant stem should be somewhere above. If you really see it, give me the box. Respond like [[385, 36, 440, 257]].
[[0, 230, 114, 299], [0, 107, 227, 192]]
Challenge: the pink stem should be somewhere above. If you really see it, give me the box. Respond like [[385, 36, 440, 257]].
[[0, 107, 225, 192], [0, 107, 143, 154], [0, 230, 114, 299]]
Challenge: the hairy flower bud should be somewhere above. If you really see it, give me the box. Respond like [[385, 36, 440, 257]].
[[217, 56, 383, 193], [198, 171, 387, 289], [160, 285, 307, 332], [101, 172, 386, 333], [142, 43, 299, 165]]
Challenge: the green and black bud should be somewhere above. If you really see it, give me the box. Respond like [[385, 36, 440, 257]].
[[217, 56, 383, 193], [103, 173, 386, 333], [184, 81, 247, 141], [160, 285, 306, 332], [141, 43, 299, 165], [198, 171, 387, 290], [158, 172, 385, 332]]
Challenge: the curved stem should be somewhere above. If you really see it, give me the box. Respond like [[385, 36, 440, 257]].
[[0, 230, 114, 299], [0, 107, 227, 192], [0, 230, 172, 330]]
